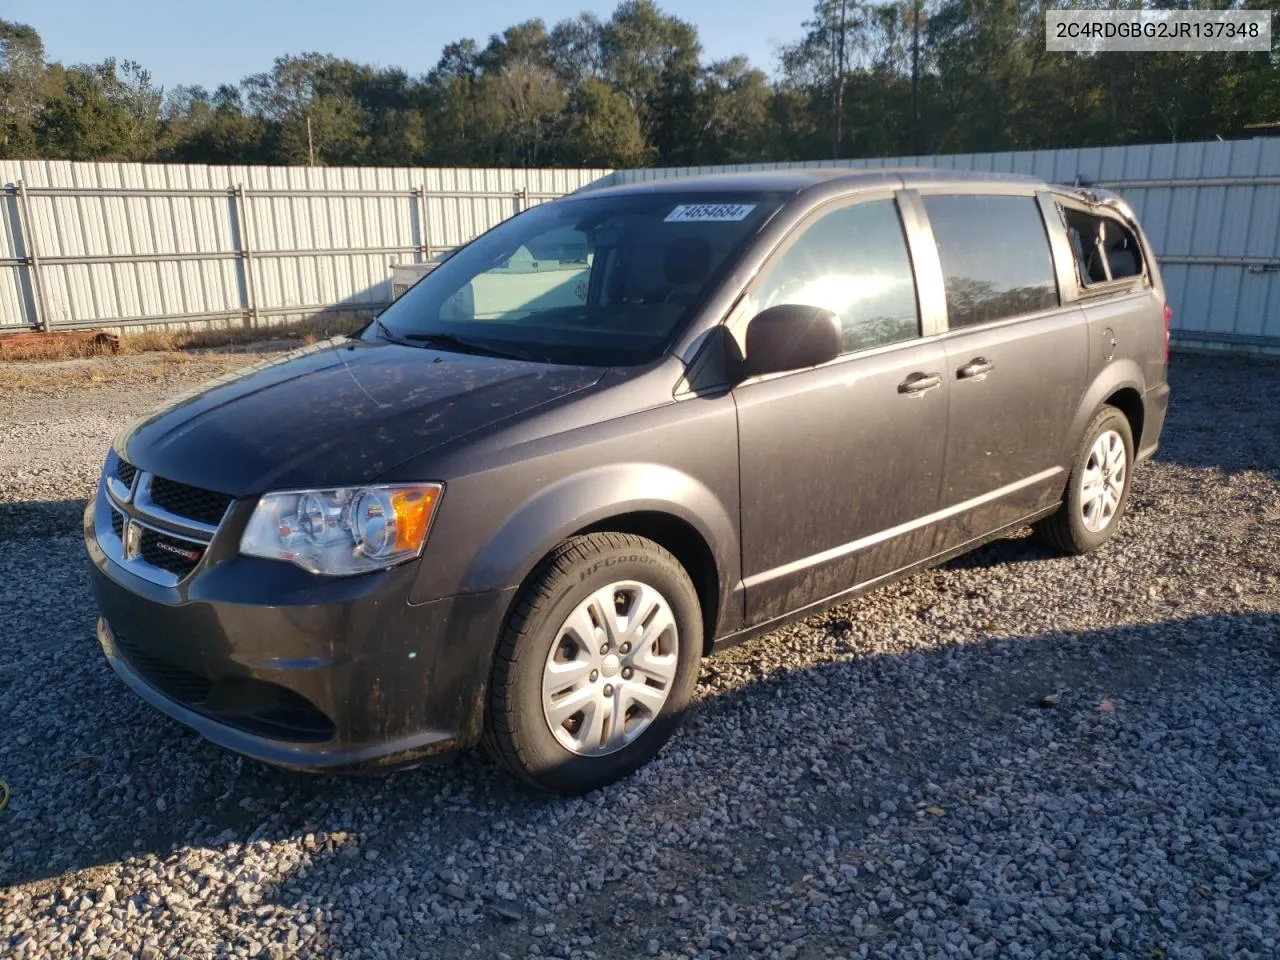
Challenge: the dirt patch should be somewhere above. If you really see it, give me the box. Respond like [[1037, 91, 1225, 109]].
[[0, 314, 368, 363], [0, 348, 286, 397]]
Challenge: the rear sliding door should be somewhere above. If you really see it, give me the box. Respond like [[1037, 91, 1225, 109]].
[[904, 189, 1088, 550]]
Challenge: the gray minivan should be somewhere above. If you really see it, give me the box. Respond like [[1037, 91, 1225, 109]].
[[86, 169, 1170, 793]]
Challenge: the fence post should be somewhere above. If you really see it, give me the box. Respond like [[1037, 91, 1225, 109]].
[[415, 184, 431, 262], [514, 187, 528, 217], [15, 180, 50, 332], [232, 183, 258, 327]]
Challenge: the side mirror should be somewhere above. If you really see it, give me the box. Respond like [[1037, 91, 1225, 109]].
[[743, 304, 841, 379]]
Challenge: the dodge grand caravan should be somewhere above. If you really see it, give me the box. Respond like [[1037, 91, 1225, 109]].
[[86, 169, 1170, 793]]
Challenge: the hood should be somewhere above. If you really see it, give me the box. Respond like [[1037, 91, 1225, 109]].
[[119, 338, 606, 495]]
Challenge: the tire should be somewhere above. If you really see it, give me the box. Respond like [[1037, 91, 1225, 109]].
[[1034, 405, 1135, 555], [484, 532, 702, 794]]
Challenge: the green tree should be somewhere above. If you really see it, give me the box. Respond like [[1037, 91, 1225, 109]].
[[35, 58, 162, 160], [158, 84, 274, 163], [600, 0, 701, 148], [6, 0, 1279, 170], [548, 14, 606, 88], [461, 22, 571, 166], [780, 0, 865, 158], [487, 62, 567, 166], [421, 41, 484, 165], [563, 79, 650, 166], [694, 58, 775, 164], [926, 0, 1043, 152], [0, 20, 53, 156], [242, 54, 368, 165]]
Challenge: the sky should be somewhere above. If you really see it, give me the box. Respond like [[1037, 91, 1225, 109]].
[[7, 0, 807, 91]]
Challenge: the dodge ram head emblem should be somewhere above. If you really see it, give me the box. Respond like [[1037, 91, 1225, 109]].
[[123, 519, 142, 561]]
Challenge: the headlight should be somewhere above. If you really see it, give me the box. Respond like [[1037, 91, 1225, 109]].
[[240, 484, 442, 575]]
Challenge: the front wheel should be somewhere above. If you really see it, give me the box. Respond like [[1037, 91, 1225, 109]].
[[1034, 405, 1135, 555], [484, 533, 702, 794]]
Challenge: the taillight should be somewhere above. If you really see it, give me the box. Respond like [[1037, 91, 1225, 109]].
[[1162, 303, 1172, 363]]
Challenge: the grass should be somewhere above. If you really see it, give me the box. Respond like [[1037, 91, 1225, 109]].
[[0, 314, 371, 363], [0, 353, 231, 395]]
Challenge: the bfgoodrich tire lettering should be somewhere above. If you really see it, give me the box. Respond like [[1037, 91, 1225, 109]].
[[1034, 405, 1135, 555], [484, 532, 702, 794]]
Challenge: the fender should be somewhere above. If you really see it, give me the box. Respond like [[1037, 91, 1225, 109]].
[[1061, 358, 1145, 468], [459, 461, 739, 627]]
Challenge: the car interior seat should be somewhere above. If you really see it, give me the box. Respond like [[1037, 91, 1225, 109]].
[[658, 236, 713, 305], [1104, 226, 1141, 279]]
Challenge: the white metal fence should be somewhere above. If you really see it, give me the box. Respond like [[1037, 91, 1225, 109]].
[[0, 162, 609, 332], [3, 141, 1278, 351], [601, 138, 1280, 353]]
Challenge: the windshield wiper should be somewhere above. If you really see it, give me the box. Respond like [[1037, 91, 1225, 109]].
[[371, 316, 408, 345], [400, 332, 534, 362]]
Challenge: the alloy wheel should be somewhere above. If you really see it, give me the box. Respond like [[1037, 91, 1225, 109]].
[[1080, 429, 1127, 533]]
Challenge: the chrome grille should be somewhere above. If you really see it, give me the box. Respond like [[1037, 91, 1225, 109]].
[[98, 457, 233, 587]]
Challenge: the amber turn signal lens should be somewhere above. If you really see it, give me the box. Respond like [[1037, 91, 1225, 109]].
[[391, 486, 440, 551]]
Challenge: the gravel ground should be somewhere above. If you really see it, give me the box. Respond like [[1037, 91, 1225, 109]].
[[1, 349, 1277, 960]]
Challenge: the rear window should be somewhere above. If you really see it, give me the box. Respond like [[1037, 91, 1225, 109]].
[[1061, 207, 1145, 286], [923, 194, 1059, 329]]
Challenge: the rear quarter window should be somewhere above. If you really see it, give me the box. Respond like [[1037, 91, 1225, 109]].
[[1060, 206, 1146, 287], [923, 194, 1059, 329]]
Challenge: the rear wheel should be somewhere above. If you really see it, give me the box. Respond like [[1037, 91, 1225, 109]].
[[1034, 405, 1134, 555], [484, 533, 702, 794]]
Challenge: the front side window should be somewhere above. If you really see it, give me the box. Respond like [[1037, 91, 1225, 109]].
[[923, 194, 1059, 329], [370, 192, 783, 366], [750, 199, 920, 353]]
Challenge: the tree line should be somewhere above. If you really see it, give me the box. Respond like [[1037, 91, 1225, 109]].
[[1, 0, 1276, 170]]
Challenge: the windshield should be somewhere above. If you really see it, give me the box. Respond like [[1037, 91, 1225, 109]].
[[367, 191, 784, 366]]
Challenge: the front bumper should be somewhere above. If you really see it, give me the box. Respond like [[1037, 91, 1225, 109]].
[[85, 496, 514, 772]]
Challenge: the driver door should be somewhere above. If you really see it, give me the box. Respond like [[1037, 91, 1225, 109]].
[[732, 193, 949, 625]]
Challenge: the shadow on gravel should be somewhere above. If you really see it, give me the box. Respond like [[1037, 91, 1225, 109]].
[[282, 610, 1280, 958], [0, 499, 88, 542], [939, 530, 1058, 571], [4, 590, 1278, 896]]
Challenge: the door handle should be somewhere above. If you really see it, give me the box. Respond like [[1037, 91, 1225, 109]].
[[957, 357, 994, 380], [898, 372, 942, 395]]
